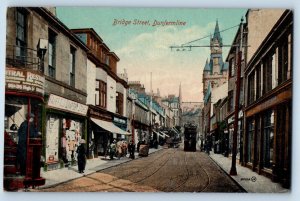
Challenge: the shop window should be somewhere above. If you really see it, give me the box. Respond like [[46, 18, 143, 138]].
[[5, 96, 42, 145], [16, 9, 27, 63], [263, 110, 274, 169], [48, 29, 56, 78], [69, 46, 76, 87], [247, 119, 255, 163]]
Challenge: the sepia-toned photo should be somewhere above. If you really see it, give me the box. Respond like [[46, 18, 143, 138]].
[[3, 6, 292, 193]]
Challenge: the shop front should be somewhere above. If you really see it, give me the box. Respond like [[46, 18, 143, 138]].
[[243, 83, 292, 187], [45, 94, 88, 170], [113, 115, 128, 140], [88, 105, 130, 158], [4, 67, 45, 190], [226, 111, 243, 160]]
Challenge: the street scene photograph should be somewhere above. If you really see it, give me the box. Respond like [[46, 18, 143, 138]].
[[2, 6, 293, 193]]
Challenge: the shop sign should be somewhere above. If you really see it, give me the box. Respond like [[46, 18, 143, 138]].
[[48, 94, 88, 116], [5, 68, 45, 95], [113, 117, 126, 124], [89, 108, 112, 121]]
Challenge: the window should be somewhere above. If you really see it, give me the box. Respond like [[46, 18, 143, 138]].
[[263, 52, 274, 93], [239, 78, 244, 106], [105, 55, 110, 66], [213, 57, 218, 66], [116, 92, 124, 115], [247, 119, 255, 163], [228, 90, 234, 112], [69, 46, 76, 87], [248, 72, 255, 104], [96, 80, 107, 108], [278, 35, 289, 84], [229, 57, 235, 77], [16, 9, 27, 62], [263, 110, 274, 169], [256, 65, 261, 99], [95, 80, 99, 105], [48, 29, 56, 78]]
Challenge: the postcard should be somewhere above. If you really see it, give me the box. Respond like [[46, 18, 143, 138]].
[[2, 6, 292, 194]]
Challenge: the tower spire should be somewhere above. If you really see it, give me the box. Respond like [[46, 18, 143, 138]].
[[213, 19, 222, 45]]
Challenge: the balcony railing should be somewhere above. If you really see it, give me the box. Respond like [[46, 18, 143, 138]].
[[6, 45, 42, 72]]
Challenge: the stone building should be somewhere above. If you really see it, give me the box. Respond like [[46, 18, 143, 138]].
[[5, 7, 89, 173], [242, 9, 292, 188], [71, 28, 129, 157]]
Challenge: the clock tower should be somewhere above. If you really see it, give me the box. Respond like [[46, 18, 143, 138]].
[[202, 20, 228, 98]]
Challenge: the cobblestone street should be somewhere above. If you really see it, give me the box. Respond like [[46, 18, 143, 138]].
[[37, 146, 244, 192]]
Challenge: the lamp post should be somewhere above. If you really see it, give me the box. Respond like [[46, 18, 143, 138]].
[[229, 17, 244, 176], [132, 98, 136, 145]]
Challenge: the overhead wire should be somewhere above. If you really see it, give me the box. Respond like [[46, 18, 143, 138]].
[[180, 24, 240, 46]]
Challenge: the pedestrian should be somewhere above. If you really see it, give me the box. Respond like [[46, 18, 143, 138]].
[[121, 140, 127, 157], [76, 139, 86, 173], [109, 139, 117, 160], [116, 139, 122, 159], [128, 140, 135, 159], [17, 113, 40, 175]]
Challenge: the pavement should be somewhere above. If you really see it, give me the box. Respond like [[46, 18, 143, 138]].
[[36, 146, 164, 190], [209, 152, 289, 193], [34, 146, 289, 193]]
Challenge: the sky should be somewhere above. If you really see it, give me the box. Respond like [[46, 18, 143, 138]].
[[56, 7, 247, 102]]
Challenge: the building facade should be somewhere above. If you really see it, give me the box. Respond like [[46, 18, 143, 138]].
[[71, 28, 129, 158], [5, 7, 90, 171], [242, 9, 292, 188], [225, 22, 246, 160]]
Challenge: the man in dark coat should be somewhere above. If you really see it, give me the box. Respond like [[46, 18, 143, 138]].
[[17, 113, 39, 175], [128, 140, 135, 159], [76, 139, 86, 173]]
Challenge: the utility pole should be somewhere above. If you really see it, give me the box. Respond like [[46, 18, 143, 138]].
[[132, 97, 136, 145], [229, 17, 244, 176]]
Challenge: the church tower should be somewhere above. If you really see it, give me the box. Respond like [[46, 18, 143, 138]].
[[202, 20, 228, 98]]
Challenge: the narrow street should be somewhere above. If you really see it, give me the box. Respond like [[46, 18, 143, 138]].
[[37, 145, 244, 192]]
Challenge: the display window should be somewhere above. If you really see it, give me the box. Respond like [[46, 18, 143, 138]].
[[5, 96, 42, 143], [46, 115, 83, 164]]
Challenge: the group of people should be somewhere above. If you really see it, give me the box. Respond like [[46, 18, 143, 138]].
[[107, 139, 135, 160]]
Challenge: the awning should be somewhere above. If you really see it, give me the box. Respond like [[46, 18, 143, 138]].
[[160, 131, 170, 138], [153, 130, 164, 138], [91, 118, 131, 135]]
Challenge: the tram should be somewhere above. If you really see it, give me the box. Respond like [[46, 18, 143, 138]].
[[183, 123, 197, 152]]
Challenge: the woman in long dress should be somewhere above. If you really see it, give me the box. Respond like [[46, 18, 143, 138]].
[[76, 139, 86, 173]]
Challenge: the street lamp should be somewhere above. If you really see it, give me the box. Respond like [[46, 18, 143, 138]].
[[132, 98, 136, 145]]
